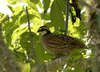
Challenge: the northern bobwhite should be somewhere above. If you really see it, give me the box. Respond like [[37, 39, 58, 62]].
[[37, 26, 85, 56]]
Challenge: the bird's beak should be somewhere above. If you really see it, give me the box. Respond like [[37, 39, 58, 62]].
[[37, 29, 41, 32]]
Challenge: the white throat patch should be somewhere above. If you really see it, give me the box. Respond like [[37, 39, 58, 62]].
[[41, 31, 47, 35]]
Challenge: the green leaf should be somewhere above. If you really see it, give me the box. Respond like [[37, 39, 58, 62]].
[[50, 0, 65, 31], [22, 63, 30, 72], [20, 14, 37, 24], [2, 18, 19, 45], [7, 5, 14, 13], [27, 2, 38, 11], [41, 13, 50, 20], [0, 15, 8, 23], [34, 35, 54, 63], [20, 32, 31, 50], [6, 0, 17, 5], [43, 0, 50, 13], [32, 0, 39, 4], [12, 6, 23, 16], [14, 51, 26, 62]]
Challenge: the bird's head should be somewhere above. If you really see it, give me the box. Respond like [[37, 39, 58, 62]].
[[37, 26, 51, 35]]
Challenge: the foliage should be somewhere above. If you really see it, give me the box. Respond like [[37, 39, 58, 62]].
[[0, 0, 88, 72]]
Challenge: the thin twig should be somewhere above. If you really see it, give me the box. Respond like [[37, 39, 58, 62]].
[[25, 6, 38, 63], [64, 0, 69, 35], [61, 64, 67, 72]]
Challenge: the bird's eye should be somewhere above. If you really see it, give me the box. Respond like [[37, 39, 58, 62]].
[[39, 28, 45, 31]]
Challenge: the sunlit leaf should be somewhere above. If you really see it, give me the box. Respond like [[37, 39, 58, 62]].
[[6, 0, 17, 4], [22, 63, 30, 72]]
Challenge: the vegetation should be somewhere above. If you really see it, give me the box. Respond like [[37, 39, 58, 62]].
[[0, 0, 100, 72]]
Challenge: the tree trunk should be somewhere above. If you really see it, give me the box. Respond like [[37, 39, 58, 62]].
[[84, 0, 100, 72]]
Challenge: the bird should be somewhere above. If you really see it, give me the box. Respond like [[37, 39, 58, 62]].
[[37, 26, 85, 57]]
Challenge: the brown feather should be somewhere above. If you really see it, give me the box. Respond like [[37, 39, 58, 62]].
[[38, 26, 85, 56], [42, 34, 85, 56]]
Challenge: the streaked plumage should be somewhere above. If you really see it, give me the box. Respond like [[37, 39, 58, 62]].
[[38, 26, 85, 56]]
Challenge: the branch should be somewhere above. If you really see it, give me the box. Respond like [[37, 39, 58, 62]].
[[81, 0, 100, 72], [64, 0, 69, 35], [25, 6, 38, 63]]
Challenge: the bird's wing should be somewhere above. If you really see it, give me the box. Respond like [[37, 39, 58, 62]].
[[44, 34, 68, 48], [43, 34, 85, 49], [66, 36, 85, 48]]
